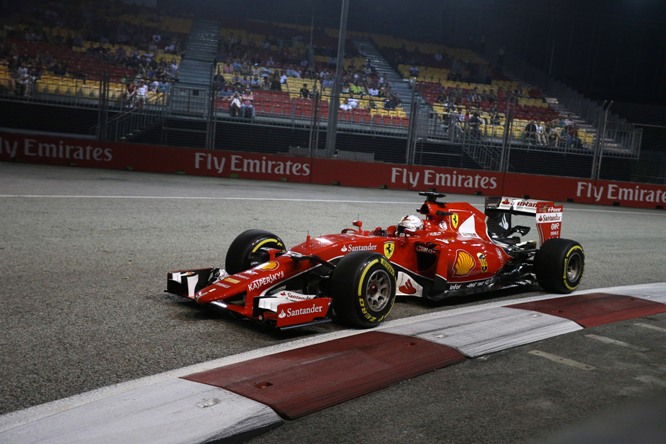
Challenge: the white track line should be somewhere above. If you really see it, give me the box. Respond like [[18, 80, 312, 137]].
[[635, 322, 666, 333], [1, 194, 664, 216], [585, 334, 650, 352], [528, 350, 597, 370]]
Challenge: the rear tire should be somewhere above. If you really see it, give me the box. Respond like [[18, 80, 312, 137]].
[[225, 229, 286, 274], [535, 238, 585, 293], [330, 252, 397, 328]]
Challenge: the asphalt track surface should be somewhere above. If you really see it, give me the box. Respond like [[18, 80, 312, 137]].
[[1, 162, 666, 443]]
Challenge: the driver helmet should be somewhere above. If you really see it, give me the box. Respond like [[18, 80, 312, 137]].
[[397, 214, 423, 234]]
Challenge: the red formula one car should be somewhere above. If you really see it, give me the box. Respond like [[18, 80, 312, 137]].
[[167, 192, 584, 330]]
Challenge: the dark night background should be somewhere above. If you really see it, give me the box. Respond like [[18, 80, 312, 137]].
[[183, 0, 666, 108], [3, 0, 664, 109]]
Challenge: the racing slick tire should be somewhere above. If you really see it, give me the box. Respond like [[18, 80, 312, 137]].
[[225, 229, 286, 275], [534, 238, 585, 293], [330, 251, 397, 328]]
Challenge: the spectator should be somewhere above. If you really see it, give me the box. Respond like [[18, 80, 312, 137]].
[[536, 121, 547, 145], [270, 75, 282, 91], [125, 79, 137, 108], [566, 125, 582, 148], [136, 80, 148, 107], [299, 83, 310, 99], [546, 120, 561, 146], [469, 112, 483, 139], [240, 91, 254, 118], [524, 120, 537, 144], [230, 93, 242, 117]]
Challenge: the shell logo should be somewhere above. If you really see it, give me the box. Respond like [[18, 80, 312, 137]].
[[453, 250, 475, 276]]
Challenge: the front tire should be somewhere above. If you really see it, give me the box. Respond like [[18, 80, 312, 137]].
[[330, 252, 397, 328], [535, 238, 585, 293], [225, 229, 286, 274]]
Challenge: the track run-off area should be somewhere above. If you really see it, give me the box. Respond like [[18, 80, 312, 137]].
[[1, 162, 665, 443]]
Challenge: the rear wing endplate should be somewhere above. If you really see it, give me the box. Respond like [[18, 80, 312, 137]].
[[485, 197, 563, 244]]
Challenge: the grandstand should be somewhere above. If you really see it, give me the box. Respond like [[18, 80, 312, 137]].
[[0, 0, 659, 183]]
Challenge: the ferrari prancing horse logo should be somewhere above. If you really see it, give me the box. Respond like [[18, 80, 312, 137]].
[[383, 241, 395, 260], [451, 213, 460, 229]]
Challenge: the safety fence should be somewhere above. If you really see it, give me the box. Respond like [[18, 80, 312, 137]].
[[0, 76, 656, 184]]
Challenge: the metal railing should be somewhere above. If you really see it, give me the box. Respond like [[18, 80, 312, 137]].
[[0, 70, 657, 183]]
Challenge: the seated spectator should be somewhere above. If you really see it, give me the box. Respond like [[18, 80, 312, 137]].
[[468, 88, 481, 108], [469, 112, 483, 139], [15, 67, 31, 97], [240, 91, 254, 118], [547, 120, 562, 146], [524, 120, 537, 143], [230, 93, 242, 117], [383, 91, 400, 110], [164, 41, 177, 53], [300, 83, 310, 99], [565, 125, 582, 148], [350, 83, 364, 97], [270, 75, 282, 91]]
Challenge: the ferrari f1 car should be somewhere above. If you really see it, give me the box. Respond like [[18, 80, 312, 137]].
[[167, 192, 584, 330]]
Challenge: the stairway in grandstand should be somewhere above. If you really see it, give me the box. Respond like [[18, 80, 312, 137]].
[[354, 40, 434, 154], [354, 40, 415, 117], [170, 20, 219, 117], [354, 39, 503, 170], [99, 20, 220, 143]]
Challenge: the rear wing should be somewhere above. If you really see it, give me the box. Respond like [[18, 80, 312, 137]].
[[485, 197, 563, 245]]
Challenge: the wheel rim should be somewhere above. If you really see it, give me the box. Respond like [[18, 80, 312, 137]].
[[566, 252, 583, 283], [365, 269, 392, 311]]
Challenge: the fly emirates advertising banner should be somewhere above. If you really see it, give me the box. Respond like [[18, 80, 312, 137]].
[[1, 131, 664, 210]]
